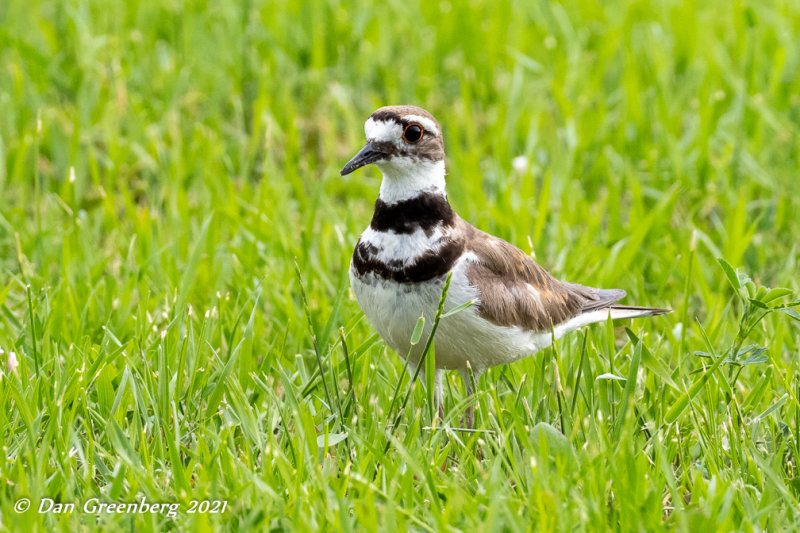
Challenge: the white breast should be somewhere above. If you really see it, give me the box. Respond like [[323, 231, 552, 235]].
[[359, 225, 445, 266]]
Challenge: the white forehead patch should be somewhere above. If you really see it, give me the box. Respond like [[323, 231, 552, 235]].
[[364, 115, 441, 143], [364, 118, 403, 143], [402, 115, 440, 136]]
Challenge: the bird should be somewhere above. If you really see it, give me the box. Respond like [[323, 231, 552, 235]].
[[341, 105, 669, 429]]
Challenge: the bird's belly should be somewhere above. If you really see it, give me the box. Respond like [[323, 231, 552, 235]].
[[350, 268, 445, 358], [350, 259, 552, 371]]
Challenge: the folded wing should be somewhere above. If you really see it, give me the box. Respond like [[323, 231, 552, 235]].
[[461, 220, 667, 331]]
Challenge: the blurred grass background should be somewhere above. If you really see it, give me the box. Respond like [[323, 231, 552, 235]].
[[1, 0, 799, 530]]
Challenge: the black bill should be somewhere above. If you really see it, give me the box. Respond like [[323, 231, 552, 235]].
[[340, 142, 386, 176]]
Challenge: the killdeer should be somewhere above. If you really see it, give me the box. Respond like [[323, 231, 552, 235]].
[[342, 105, 669, 428]]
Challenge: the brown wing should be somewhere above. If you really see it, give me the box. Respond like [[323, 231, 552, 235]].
[[461, 219, 626, 331]]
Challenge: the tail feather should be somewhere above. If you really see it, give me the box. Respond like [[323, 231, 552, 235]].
[[603, 305, 670, 322], [555, 303, 671, 335], [558, 283, 670, 333], [609, 304, 671, 316], [572, 284, 671, 319]]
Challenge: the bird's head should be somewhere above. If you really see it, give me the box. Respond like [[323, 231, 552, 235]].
[[341, 106, 446, 202]]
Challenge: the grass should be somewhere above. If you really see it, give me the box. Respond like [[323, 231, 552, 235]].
[[1, 0, 800, 530]]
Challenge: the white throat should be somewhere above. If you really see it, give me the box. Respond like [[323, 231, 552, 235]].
[[377, 159, 446, 204]]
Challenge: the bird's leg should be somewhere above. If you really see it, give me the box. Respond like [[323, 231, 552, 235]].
[[434, 369, 444, 423], [464, 379, 474, 430], [458, 366, 482, 430], [406, 363, 445, 424]]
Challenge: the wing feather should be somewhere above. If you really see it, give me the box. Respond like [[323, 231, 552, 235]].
[[461, 220, 646, 331]]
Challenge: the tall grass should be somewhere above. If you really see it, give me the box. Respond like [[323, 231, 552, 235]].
[[1, 0, 799, 530]]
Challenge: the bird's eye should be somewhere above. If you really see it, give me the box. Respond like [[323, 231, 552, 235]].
[[402, 123, 424, 143]]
